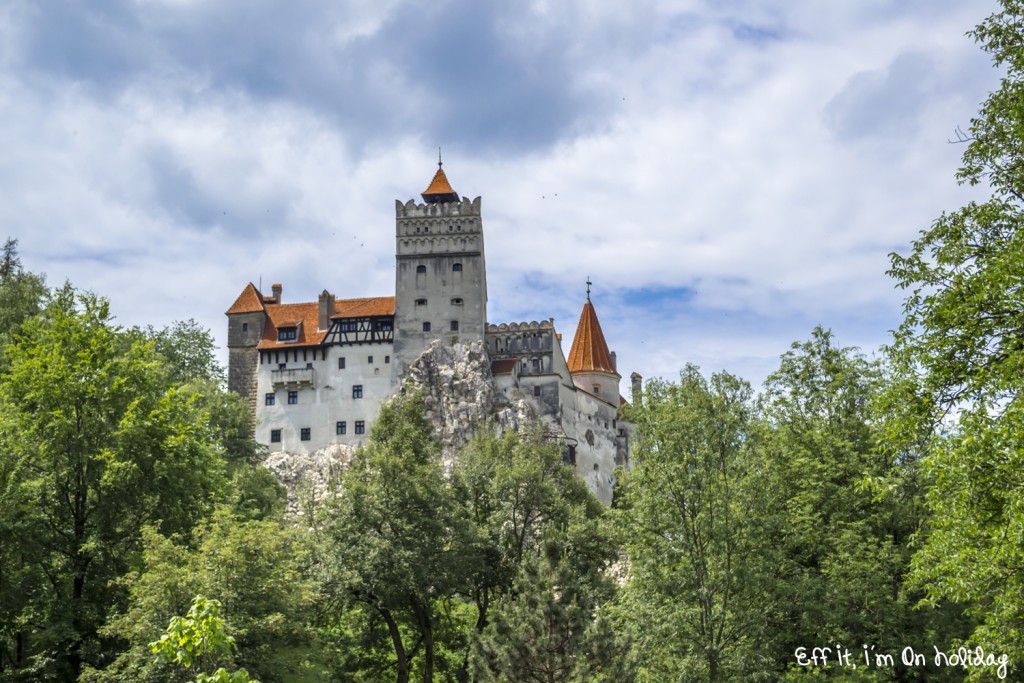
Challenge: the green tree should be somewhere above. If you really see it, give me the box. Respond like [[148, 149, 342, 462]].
[[85, 510, 323, 683], [619, 366, 776, 682], [142, 319, 225, 385], [470, 545, 632, 683], [148, 596, 255, 683], [0, 287, 226, 680], [763, 329, 969, 680], [316, 391, 474, 683], [885, 0, 1024, 667], [0, 238, 47, 363]]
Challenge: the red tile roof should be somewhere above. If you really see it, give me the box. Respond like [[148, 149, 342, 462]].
[[567, 300, 617, 375], [225, 283, 266, 315], [257, 296, 395, 350]]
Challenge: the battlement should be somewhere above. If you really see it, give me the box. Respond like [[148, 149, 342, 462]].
[[487, 320, 555, 333], [396, 196, 482, 218]]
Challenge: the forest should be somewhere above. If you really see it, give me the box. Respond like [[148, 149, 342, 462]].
[[3, 2, 1024, 681]]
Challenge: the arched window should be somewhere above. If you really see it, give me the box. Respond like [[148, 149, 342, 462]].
[[416, 265, 427, 274], [452, 263, 463, 272]]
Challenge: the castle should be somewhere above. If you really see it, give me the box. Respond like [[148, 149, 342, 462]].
[[226, 162, 638, 504]]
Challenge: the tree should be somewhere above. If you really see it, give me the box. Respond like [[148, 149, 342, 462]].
[[618, 366, 776, 682], [316, 391, 474, 683], [885, 0, 1024, 665], [142, 319, 225, 386], [0, 287, 226, 680], [470, 545, 632, 683], [148, 596, 255, 683], [0, 237, 47, 364]]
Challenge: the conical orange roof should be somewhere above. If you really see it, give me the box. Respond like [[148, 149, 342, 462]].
[[567, 299, 616, 374], [422, 165, 459, 203]]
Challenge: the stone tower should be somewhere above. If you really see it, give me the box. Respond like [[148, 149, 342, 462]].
[[392, 162, 488, 381], [225, 282, 272, 412]]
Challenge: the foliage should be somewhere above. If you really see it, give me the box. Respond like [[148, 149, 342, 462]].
[[0, 238, 47, 369], [148, 596, 254, 683], [0, 287, 227, 680], [470, 545, 632, 683], [84, 510, 323, 683], [316, 391, 475, 683], [143, 319, 225, 385], [885, 0, 1024, 668], [619, 366, 776, 682]]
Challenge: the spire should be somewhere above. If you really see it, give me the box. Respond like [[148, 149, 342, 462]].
[[421, 149, 459, 203], [567, 296, 616, 375]]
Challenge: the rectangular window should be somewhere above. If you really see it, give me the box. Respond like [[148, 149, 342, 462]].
[[423, 322, 431, 332], [450, 320, 459, 332], [288, 390, 298, 405], [533, 385, 541, 397], [270, 429, 281, 443], [242, 322, 248, 332], [278, 363, 287, 369], [340, 321, 357, 332], [368, 355, 373, 364], [278, 327, 297, 341], [352, 385, 363, 399], [338, 357, 346, 369], [385, 355, 390, 364], [565, 445, 576, 466], [300, 428, 311, 441], [336, 421, 346, 435], [306, 362, 313, 369], [355, 421, 365, 434], [265, 393, 275, 406]]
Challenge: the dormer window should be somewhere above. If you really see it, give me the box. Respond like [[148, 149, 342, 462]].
[[452, 263, 463, 272], [278, 326, 297, 342]]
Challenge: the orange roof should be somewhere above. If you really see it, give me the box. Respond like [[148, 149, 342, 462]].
[[258, 296, 395, 349], [422, 166, 459, 203], [226, 283, 266, 315], [567, 299, 617, 375]]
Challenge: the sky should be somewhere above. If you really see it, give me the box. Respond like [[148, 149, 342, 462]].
[[0, 0, 1003, 389]]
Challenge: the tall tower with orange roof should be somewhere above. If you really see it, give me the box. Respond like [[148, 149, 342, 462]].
[[566, 281, 621, 405], [392, 157, 488, 381]]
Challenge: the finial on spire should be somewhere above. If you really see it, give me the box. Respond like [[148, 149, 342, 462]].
[[586, 276, 592, 301], [438, 147, 443, 169]]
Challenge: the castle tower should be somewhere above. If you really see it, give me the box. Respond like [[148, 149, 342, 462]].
[[225, 282, 271, 413], [392, 160, 488, 381], [567, 285, 621, 404]]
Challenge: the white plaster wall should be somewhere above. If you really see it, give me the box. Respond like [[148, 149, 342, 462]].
[[256, 341, 395, 454]]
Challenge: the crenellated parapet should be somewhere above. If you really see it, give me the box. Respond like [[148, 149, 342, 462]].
[[395, 196, 482, 218], [487, 320, 555, 333]]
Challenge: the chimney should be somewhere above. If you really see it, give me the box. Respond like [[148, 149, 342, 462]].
[[630, 372, 643, 405], [271, 283, 282, 303], [609, 351, 617, 373], [318, 289, 335, 331]]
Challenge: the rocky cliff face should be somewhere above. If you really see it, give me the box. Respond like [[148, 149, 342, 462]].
[[262, 339, 535, 513]]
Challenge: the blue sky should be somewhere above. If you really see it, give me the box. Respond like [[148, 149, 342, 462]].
[[0, 0, 1001, 388]]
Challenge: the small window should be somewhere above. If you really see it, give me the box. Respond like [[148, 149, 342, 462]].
[[278, 363, 287, 370], [270, 429, 281, 443], [338, 357, 346, 369], [353, 385, 363, 399], [300, 428, 311, 441], [265, 393, 275, 406], [452, 263, 463, 272], [368, 355, 373, 364], [593, 385, 600, 394], [306, 362, 313, 369], [337, 421, 346, 435], [288, 390, 298, 404], [242, 322, 248, 332], [450, 320, 459, 332], [385, 355, 390, 364], [278, 327, 297, 341], [416, 265, 427, 274], [565, 445, 576, 466], [416, 298, 427, 306], [376, 320, 393, 331], [340, 321, 357, 332], [533, 385, 541, 397], [532, 358, 540, 373], [355, 421, 365, 434], [451, 297, 463, 305], [423, 322, 431, 332]]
